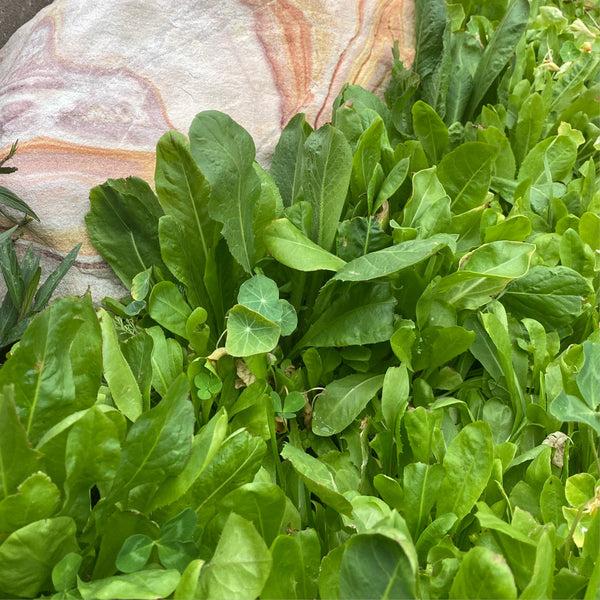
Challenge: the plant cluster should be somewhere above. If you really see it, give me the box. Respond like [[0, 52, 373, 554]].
[[0, 142, 79, 354], [0, 0, 598, 598]]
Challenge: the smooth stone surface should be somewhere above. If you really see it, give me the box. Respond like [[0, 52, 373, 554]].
[[0, 0, 415, 301]]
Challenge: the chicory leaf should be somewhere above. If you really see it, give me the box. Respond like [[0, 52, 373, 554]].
[[86, 177, 166, 288], [302, 124, 353, 251], [189, 111, 260, 273], [148, 281, 192, 339]]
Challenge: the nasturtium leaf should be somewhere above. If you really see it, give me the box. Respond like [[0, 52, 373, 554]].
[[281, 444, 353, 516], [303, 124, 353, 251], [99, 308, 143, 422], [225, 305, 281, 357], [0, 386, 41, 498], [298, 282, 396, 348], [237, 274, 282, 322], [339, 533, 416, 599], [312, 373, 385, 436], [334, 235, 452, 282], [108, 375, 193, 503], [189, 111, 260, 274], [412, 101, 449, 164], [500, 266, 592, 337], [437, 142, 498, 213], [278, 299, 298, 336], [198, 513, 271, 600], [437, 421, 494, 521], [264, 218, 346, 272], [86, 177, 167, 288], [78, 570, 180, 600], [0, 517, 79, 598], [148, 281, 192, 339], [449, 546, 517, 599]]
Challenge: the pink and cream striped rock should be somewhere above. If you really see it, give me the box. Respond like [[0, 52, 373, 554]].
[[0, 0, 415, 300]]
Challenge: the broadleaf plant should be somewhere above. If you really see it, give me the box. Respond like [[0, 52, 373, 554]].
[[0, 0, 598, 598]]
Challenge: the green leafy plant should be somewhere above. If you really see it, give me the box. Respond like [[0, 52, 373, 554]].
[[0, 143, 80, 354], [0, 0, 598, 598]]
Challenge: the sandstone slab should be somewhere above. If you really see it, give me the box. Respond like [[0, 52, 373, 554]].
[[0, 0, 414, 301]]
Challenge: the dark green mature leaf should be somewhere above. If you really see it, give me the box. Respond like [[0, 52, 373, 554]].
[[465, 0, 530, 119], [155, 131, 218, 309], [312, 373, 385, 436], [0, 517, 79, 598], [281, 444, 353, 516], [264, 218, 346, 272], [413, 0, 447, 91], [271, 113, 313, 207], [189, 111, 260, 273], [437, 421, 494, 521], [198, 513, 271, 600], [500, 265, 591, 337], [303, 124, 353, 251], [449, 546, 517, 599], [86, 177, 166, 288], [339, 534, 416, 599], [297, 282, 396, 348]]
